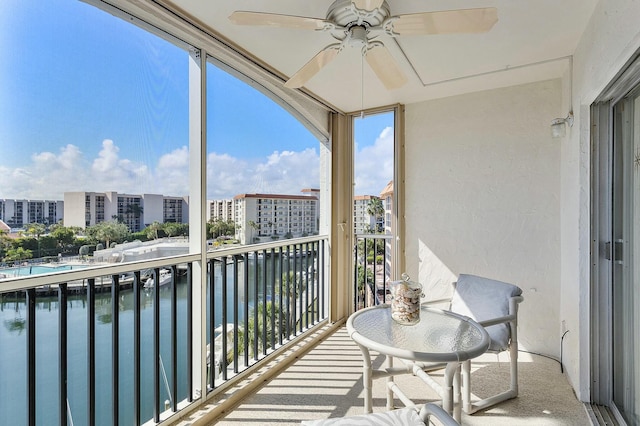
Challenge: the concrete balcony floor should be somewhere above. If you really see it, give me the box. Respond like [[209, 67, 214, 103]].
[[185, 325, 589, 425]]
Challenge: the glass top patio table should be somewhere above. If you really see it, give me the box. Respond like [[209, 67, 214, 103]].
[[347, 304, 490, 363], [346, 304, 490, 422]]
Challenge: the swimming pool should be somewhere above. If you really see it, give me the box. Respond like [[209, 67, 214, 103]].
[[0, 264, 88, 278]]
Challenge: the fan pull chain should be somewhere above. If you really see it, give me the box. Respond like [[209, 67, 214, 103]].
[[361, 48, 365, 119]]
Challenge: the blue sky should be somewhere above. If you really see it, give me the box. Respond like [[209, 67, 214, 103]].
[[0, 0, 393, 201]]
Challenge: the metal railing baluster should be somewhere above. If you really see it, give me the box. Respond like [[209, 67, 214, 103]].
[[59, 283, 68, 426], [232, 256, 239, 374], [153, 268, 160, 423], [221, 257, 228, 381], [243, 253, 249, 369], [186, 264, 193, 401], [87, 278, 96, 426], [133, 271, 141, 425], [112, 275, 120, 425], [27, 288, 36, 426], [170, 266, 177, 412], [209, 259, 216, 390], [270, 247, 276, 350]]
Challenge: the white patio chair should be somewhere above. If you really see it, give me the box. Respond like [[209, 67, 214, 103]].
[[300, 403, 459, 426], [447, 274, 524, 414]]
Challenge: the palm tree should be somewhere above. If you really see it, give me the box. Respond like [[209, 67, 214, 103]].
[[247, 220, 259, 244], [366, 197, 385, 233], [145, 221, 162, 240], [237, 301, 286, 356]]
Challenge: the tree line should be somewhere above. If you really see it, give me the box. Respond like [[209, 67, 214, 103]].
[[0, 218, 236, 264]]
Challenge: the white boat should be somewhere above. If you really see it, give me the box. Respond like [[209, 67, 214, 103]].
[[143, 270, 172, 288]]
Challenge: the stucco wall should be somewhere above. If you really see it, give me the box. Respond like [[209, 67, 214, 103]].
[[404, 79, 562, 357]]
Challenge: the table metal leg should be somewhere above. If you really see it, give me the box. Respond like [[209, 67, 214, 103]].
[[443, 362, 462, 423], [453, 363, 462, 422], [355, 343, 373, 413], [386, 355, 395, 411]]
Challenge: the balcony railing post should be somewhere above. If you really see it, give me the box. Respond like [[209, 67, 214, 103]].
[[87, 278, 96, 426], [133, 271, 141, 425], [112, 274, 120, 426], [221, 257, 228, 381], [261, 250, 267, 356], [186, 263, 193, 402], [270, 247, 276, 351], [58, 283, 68, 426], [232, 256, 239, 374], [243, 253, 250, 369], [153, 268, 160, 423], [26, 288, 36, 426], [170, 266, 178, 412], [208, 259, 216, 390]]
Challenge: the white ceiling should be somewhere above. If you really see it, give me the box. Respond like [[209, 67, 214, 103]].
[[166, 0, 598, 112]]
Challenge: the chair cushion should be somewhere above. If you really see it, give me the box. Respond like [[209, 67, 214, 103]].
[[450, 274, 522, 351], [301, 407, 424, 426]]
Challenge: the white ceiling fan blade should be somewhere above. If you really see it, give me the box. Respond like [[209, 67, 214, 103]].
[[388, 7, 498, 35], [229, 11, 331, 31], [352, 0, 385, 11], [285, 45, 341, 89], [365, 43, 407, 90]]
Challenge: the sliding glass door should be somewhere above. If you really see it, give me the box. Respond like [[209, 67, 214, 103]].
[[592, 53, 640, 425], [611, 89, 640, 424]]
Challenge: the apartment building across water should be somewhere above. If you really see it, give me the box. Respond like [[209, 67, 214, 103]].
[[64, 191, 189, 232], [0, 199, 64, 228]]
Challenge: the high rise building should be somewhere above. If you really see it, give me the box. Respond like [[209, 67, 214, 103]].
[[233, 192, 318, 245], [0, 199, 64, 228], [63, 191, 188, 232], [353, 195, 384, 234]]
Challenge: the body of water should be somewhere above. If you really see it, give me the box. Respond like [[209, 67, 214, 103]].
[[0, 253, 313, 426]]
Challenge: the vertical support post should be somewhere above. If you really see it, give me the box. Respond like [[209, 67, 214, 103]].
[[188, 46, 207, 401], [329, 112, 354, 322], [393, 105, 406, 278]]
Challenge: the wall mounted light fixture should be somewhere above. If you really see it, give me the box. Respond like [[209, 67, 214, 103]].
[[551, 111, 574, 138]]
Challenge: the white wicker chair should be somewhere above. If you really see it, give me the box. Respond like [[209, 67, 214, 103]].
[[447, 274, 524, 414]]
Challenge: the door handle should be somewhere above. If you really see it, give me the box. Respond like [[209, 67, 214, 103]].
[[614, 239, 624, 264]]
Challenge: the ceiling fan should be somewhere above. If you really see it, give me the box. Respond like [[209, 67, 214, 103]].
[[229, 0, 498, 90]]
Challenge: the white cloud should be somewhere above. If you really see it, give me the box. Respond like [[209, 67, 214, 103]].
[[0, 140, 322, 201], [354, 126, 394, 196], [1, 125, 393, 201]]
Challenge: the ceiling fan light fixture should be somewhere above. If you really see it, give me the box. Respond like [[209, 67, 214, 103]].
[[348, 25, 369, 48]]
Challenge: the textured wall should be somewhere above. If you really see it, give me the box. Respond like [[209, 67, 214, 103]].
[[404, 79, 562, 357]]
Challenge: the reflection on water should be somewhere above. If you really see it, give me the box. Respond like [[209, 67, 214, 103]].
[[0, 253, 304, 426]]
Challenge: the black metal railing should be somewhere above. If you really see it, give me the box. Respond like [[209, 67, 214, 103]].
[[0, 236, 328, 426], [353, 234, 392, 311], [206, 238, 326, 390]]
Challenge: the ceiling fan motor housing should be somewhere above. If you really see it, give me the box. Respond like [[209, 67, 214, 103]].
[[327, 0, 390, 29]]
